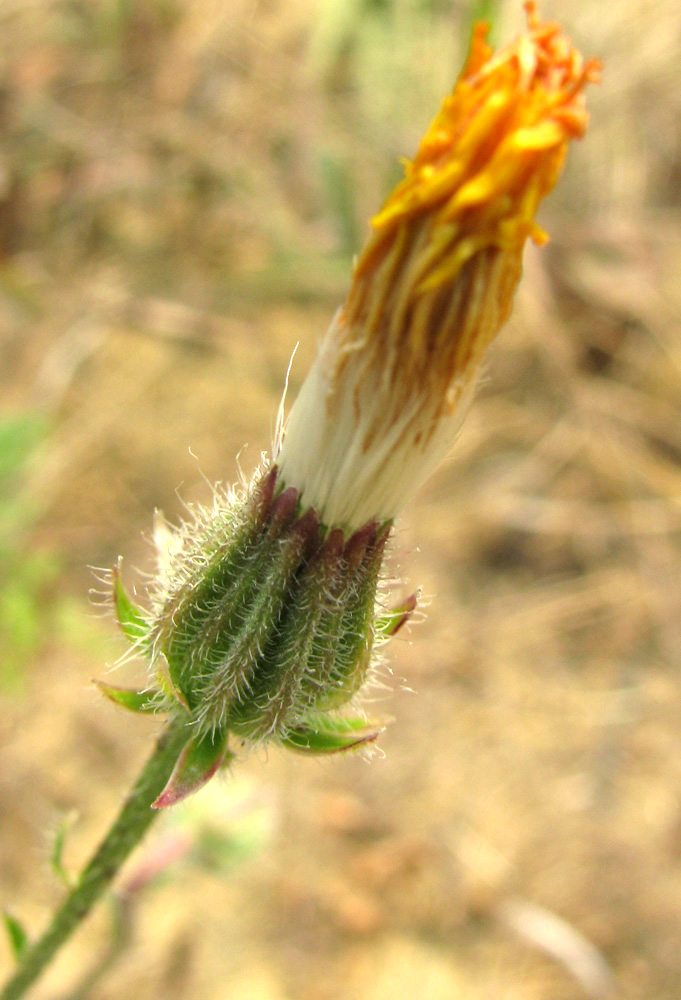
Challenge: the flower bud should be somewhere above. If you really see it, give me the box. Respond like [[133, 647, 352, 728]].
[[108, 465, 396, 806], [146, 468, 390, 743]]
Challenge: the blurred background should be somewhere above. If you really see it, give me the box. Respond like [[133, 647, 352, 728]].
[[1, 0, 681, 997]]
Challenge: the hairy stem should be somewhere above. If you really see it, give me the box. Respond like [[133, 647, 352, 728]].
[[0, 715, 190, 1000]]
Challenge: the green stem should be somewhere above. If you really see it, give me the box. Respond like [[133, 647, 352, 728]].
[[0, 715, 190, 1000]]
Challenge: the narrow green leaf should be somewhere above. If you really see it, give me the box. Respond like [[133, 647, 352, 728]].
[[152, 728, 233, 809], [155, 652, 190, 710], [93, 679, 164, 715], [2, 910, 29, 961], [112, 560, 148, 645], [281, 715, 383, 755], [376, 592, 417, 637]]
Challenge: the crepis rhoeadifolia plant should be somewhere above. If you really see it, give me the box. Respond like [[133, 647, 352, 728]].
[[0, 7, 598, 998], [101, 2, 599, 809]]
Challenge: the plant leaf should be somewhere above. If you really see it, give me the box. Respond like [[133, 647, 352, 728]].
[[155, 652, 190, 710], [376, 592, 417, 637], [2, 910, 28, 960], [281, 714, 383, 755], [112, 559, 148, 645], [152, 729, 233, 809], [93, 679, 164, 715]]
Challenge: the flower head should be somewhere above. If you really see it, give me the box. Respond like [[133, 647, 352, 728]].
[[278, 1, 600, 532], [104, 6, 598, 806]]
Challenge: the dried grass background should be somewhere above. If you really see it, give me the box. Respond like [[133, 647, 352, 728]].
[[1, 1, 681, 998]]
